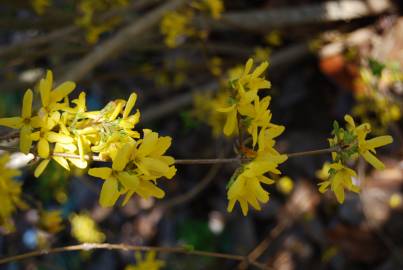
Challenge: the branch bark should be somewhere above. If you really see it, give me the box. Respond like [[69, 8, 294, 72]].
[[205, 0, 394, 31]]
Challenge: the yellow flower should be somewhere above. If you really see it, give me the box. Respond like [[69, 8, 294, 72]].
[[0, 89, 40, 153], [318, 162, 359, 203], [38, 70, 76, 117], [344, 114, 393, 169], [88, 144, 139, 207], [70, 213, 105, 243], [257, 123, 285, 153], [125, 251, 165, 270], [247, 96, 272, 146], [217, 58, 271, 136], [132, 130, 176, 181], [227, 156, 286, 216]]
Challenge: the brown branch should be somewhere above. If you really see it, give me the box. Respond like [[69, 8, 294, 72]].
[[202, 0, 395, 32], [0, 144, 339, 164], [59, 0, 188, 83], [0, 243, 270, 269]]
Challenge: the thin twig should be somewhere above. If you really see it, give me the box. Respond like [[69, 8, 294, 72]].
[[0, 243, 270, 269], [174, 158, 240, 165], [286, 146, 339, 158], [0, 145, 339, 164]]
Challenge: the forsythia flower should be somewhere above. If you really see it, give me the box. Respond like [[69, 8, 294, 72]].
[[227, 155, 287, 216], [89, 130, 176, 207], [227, 126, 287, 215], [318, 162, 359, 203], [321, 114, 393, 203], [70, 213, 105, 243], [343, 114, 393, 170], [0, 154, 26, 232], [0, 89, 40, 153], [217, 58, 271, 136], [125, 251, 165, 270]]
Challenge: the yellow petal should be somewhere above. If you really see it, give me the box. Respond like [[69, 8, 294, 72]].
[[344, 114, 355, 128], [118, 172, 139, 189], [362, 151, 385, 170], [138, 131, 158, 156], [223, 109, 237, 136], [88, 167, 112, 180], [22, 89, 33, 119], [243, 58, 253, 76], [334, 184, 345, 203], [34, 159, 50, 178], [39, 70, 52, 106], [68, 158, 88, 169], [99, 178, 120, 207], [137, 180, 165, 199], [30, 131, 40, 141], [216, 104, 236, 113], [20, 125, 32, 154], [123, 92, 137, 119], [46, 132, 74, 143], [240, 200, 248, 216], [38, 138, 50, 158], [251, 61, 268, 78], [0, 117, 23, 129], [53, 156, 70, 171], [112, 144, 133, 171], [227, 199, 236, 213], [50, 81, 76, 102], [366, 135, 393, 149]]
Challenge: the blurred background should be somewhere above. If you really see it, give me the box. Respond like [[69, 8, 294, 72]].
[[0, 0, 402, 269]]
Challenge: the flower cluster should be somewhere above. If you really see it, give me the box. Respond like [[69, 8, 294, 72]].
[[319, 114, 393, 203], [0, 153, 26, 232], [0, 70, 176, 207], [217, 58, 287, 215], [125, 251, 165, 270]]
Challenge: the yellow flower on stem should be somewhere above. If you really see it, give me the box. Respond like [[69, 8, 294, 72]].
[[38, 70, 76, 117], [132, 130, 176, 180], [31, 113, 74, 177], [217, 58, 271, 136], [247, 96, 272, 146], [0, 89, 40, 153], [88, 144, 140, 207], [344, 114, 393, 169], [318, 162, 359, 203], [227, 157, 286, 216]]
